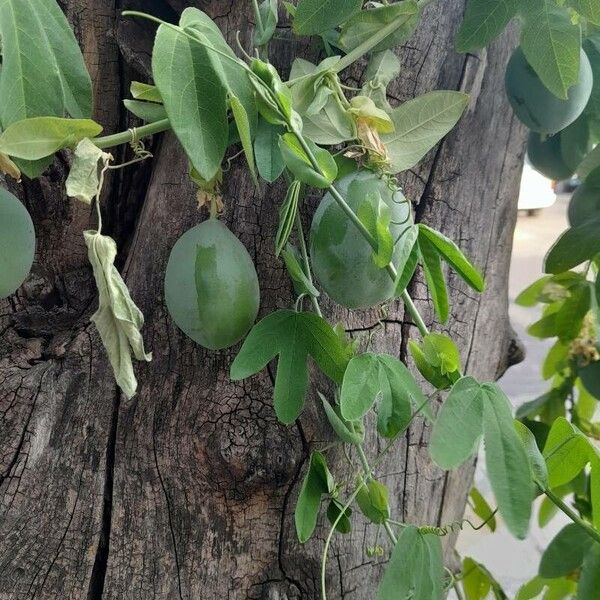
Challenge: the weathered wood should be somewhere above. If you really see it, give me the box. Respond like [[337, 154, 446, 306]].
[[0, 1, 525, 598]]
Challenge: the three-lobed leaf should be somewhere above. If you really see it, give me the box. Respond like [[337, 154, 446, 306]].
[[230, 310, 351, 424]]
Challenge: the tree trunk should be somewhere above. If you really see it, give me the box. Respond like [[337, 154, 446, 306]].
[[0, 1, 525, 598]]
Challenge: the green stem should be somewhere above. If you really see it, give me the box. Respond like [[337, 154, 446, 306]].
[[544, 488, 600, 544], [94, 119, 171, 149], [383, 521, 398, 545], [295, 211, 322, 317]]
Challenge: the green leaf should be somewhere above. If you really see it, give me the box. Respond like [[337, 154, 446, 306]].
[[326, 499, 352, 534], [0, 0, 92, 128], [255, 0, 279, 46], [230, 310, 351, 424], [340, 352, 426, 434], [281, 244, 320, 298], [394, 232, 420, 296], [543, 417, 595, 488], [0, 118, 102, 160], [340, 353, 382, 421], [377, 526, 444, 600], [83, 231, 152, 399], [293, 0, 363, 35], [254, 119, 285, 183], [130, 82, 163, 103], [356, 479, 390, 524], [382, 91, 469, 173], [362, 50, 401, 111], [229, 94, 258, 184], [356, 190, 394, 268], [568, 0, 600, 25], [514, 420, 549, 490], [295, 451, 334, 543], [319, 393, 363, 445], [180, 9, 257, 135], [544, 217, 600, 273], [482, 383, 533, 539], [279, 133, 338, 188], [519, 0, 581, 99], [539, 523, 594, 578], [430, 377, 484, 469], [152, 23, 227, 181], [66, 139, 111, 205], [276, 180, 302, 256], [468, 488, 497, 532], [517, 576, 575, 600], [515, 275, 552, 306], [461, 557, 507, 599], [419, 236, 449, 323], [418, 224, 485, 292], [339, 1, 420, 53], [579, 544, 600, 600], [123, 100, 167, 123], [456, 0, 518, 53]]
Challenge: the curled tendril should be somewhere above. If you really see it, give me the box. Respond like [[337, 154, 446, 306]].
[[418, 510, 498, 537]]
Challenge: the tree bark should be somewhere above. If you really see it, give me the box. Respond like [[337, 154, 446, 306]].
[[0, 1, 525, 598]]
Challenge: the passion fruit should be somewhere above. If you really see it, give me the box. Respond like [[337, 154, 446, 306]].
[[164, 218, 260, 350], [0, 188, 35, 299], [506, 48, 593, 134], [527, 132, 574, 181], [310, 171, 412, 309]]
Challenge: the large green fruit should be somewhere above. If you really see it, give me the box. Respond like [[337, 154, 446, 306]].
[[310, 171, 412, 309], [0, 188, 35, 299], [527, 132, 574, 180], [164, 218, 260, 350], [506, 48, 593, 134], [568, 168, 600, 226]]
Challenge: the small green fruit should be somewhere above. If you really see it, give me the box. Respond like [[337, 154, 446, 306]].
[[527, 133, 573, 181], [0, 187, 35, 299], [506, 48, 593, 134], [310, 170, 413, 309], [164, 218, 260, 350]]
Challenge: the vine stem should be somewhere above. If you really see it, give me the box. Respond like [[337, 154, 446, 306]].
[[294, 211, 323, 317], [94, 119, 171, 149], [544, 488, 600, 544]]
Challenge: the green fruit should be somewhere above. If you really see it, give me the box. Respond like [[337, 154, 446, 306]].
[[527, 132, 574, 180], [506, 48, 593, 134], [310, 171, 412, 309], [568, 168, 600, 226], [0, 188, 35, 299], [164, 218, 260, 350]]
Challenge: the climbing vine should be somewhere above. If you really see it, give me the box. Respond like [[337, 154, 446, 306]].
[[0, 0, 599, 597]]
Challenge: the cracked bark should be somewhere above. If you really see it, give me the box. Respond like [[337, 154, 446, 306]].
[[0, 1, 526, 598]]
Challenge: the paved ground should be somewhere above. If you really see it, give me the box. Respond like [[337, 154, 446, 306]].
[[454, 195, 571, 596]]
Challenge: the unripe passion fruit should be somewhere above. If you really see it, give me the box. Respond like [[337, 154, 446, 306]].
[[164, 218, 260, 350], [527, 132, 574, 181], [310, 171, 412, 309], [506, 48, 593, 134], [0, 188, 35, 299]]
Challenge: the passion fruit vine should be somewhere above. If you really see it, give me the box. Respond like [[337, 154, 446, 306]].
[[310, 171, 413, 309], [0, 188, 36, 299], [164, 218, 260, 350], [506, 48, 593, 134]]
